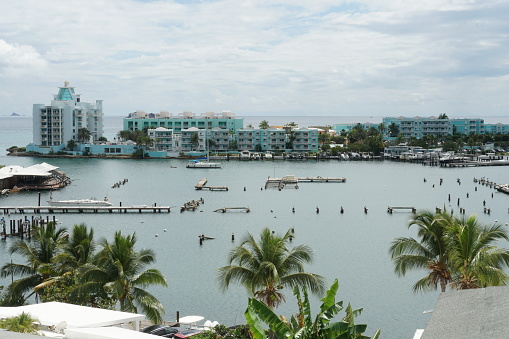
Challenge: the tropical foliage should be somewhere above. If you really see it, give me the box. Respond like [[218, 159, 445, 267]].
[[390, 210, 509, 292], [76, 231, 167, 323], [259, 120, 270, 129], [0, 224, 166, 322], [218, 228, 325, 310], [245, 279, 380, 339], [0, 312, 39, 334], [1, 222, 67, 303], [77, 128, 92, 143]]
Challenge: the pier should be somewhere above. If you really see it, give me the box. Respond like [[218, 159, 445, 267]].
[[265, 175, 346, 189], [195, 178, 229, 191], [213, 207, 250, 213], [387, 206, 417, 213], [1, 205, 171, 214]]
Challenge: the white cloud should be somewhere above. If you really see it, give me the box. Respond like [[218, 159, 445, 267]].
[[0, 0, 508, 116]]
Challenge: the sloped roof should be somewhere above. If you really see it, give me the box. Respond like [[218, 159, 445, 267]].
[[421, 286, 509, 339], [0, 163, 58, 177]]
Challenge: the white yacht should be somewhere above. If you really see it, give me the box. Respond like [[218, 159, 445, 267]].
[[48, 198, 112, 207], [186, 159, 221, 168]]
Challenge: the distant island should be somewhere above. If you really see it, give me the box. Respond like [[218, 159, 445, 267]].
[[11, 112, 20, 116]]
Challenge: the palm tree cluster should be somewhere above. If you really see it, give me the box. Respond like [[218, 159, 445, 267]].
[[389, 210, 509, 292], [0, 223, 167, 323]]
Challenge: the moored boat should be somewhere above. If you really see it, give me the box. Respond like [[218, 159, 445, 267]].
[[48, 198, 112, 206], [186, 160, 221, 168]]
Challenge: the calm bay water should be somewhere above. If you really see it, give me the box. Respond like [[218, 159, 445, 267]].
[[1, 116, 509, 338]]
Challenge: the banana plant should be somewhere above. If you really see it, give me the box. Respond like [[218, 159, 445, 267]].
[[245, 279, 380, 339]]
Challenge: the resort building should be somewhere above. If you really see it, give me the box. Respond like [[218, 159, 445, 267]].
[[485, 123, 509, 134], [382, 116, 508, 139], [449, 118, 485, 135], [292, 128, 319, 152], [147, 127, 175, 151], [179, 127, 231, 153], [383, 116, 452, 139], [32, 81, 104, 147], [237, 128, 286, 152], [123, 110, 243, 134]]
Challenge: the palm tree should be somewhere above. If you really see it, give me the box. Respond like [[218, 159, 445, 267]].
[[389, 211, 452, 292], [259, 120, 270, 129], [0, 312, 39, 334], [218, 228, 325, 310], [78, 128, 92, 143], [77, 231, 167, 323], [0, 222, 67, 303], [388, 123, 399, 138], [56, 223, 96, 271], [448, 216, 509, 289], [66, 139, 77, 151]]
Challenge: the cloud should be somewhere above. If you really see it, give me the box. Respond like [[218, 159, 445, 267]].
[[0, 0, 508, 116], [0, 40, 47, 77]]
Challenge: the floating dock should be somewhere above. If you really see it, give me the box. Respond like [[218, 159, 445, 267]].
[[1, 205, 171, 214]]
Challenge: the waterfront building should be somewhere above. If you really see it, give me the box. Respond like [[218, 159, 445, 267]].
[[383, 116, 452, 139], [485, 123, 509, 134], [237, 128, 286, 152], [382, 116, 508, 139], [32, 81, 104, 147], [291, 128, 319, 152], [450, 118, 484, 135], [179, 127, 231, 153], [123, 110, 243, 134], [147, 127, 175, 151]]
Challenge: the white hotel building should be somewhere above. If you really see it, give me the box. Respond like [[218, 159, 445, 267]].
[[32, 81, 104, 147]]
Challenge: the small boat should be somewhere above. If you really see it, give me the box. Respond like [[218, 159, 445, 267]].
[[264, 152, 273, 160], [48, 198, 112, 207], [239, 150, 251, 160], [186, 160, 221, 168]]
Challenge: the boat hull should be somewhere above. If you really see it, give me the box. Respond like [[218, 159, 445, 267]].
[[48, 199, 113, 207]]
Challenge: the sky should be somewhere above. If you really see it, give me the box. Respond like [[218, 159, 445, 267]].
[[1, 0, 508, 117]]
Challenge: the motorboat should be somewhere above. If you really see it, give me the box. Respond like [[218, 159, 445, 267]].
[[48, 197, 112, 206], [264, 152, 273, 160], [251, 153, 261, 160], [186, 160, 221, 168], [239, 150, 251, 160]]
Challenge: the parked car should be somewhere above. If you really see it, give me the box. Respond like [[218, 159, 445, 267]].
[[173, 329, 202, 338], [141, 324, 180, 338]]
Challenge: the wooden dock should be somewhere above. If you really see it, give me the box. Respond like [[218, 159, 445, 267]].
[[297, 176, 346, 183], [1, 205, 171, 214], [265, 176, 346, 190], [387, 206, 417, 213], [213, 207, 250, 213], [195, 178, 228, 191], [195, 178, 208, 189]]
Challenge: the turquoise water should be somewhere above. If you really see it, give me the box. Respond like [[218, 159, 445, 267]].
[[1, 116, 509, 338]]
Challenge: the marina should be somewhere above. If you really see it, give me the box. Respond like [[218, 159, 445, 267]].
[[1, 117, 509, 339]]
